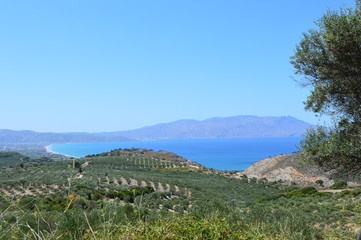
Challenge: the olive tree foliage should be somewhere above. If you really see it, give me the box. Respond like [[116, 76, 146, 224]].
[[291, 1, 361, 173]]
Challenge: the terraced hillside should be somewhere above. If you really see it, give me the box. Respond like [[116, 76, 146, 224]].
[[0, 151, 360, 239], [0, 152, 26, 168], [0, 150, 280, 209]]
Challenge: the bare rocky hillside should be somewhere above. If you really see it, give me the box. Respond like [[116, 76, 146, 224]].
[[243, 152, 361, 187]]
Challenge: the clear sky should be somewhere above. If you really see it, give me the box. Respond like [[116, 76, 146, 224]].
[[0, 0, 355, 132]]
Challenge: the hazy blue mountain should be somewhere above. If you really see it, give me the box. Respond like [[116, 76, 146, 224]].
[[0, 116, 314, 144], [116, 116, 314, 140], [0, 130, 132, 144]]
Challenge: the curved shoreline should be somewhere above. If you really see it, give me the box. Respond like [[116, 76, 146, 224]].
[[45, 144, 55, 154], [42, 137, 301, 170], [45, 144, 78, 158]]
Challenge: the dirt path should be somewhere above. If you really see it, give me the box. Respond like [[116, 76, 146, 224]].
[[149, 181, 156, 191], [129, 178, 138, 186], [318, 189, 353, 193], [157, 182, 164, 192], [184, 187, 192, 197], [0, 188, 29, 196], [141, 181, 148, 187], [12, 188, 24, 195], [19, 187, 37, 196], [1, 187, 24, 196], [113, 177, 119, 186], [81, 161, 90, 168], [75, 173, 84, 179], [120, 177, 129, 186]]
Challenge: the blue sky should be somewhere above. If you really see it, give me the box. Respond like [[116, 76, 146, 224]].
[[0, 0, 355, 132]]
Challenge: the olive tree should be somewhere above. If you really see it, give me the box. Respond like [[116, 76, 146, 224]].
[[291, 1, 361, 173]]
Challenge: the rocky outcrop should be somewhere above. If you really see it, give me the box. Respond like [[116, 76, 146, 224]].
[[243, 153, 337, 187]]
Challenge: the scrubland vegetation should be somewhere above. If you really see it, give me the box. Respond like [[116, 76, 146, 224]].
[[0, 151, 360, 239], [1, 2, 361, 238]]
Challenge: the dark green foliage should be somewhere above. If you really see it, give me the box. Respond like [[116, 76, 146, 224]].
[[74, 161, 81, 168], [338, 188, 361, 197], [75, 184, 88, 190], [0, 152, 25, 168], [105, 186, 154, 202], [315, 179, 324, 187], [291, 1, 361, 173], [330, 181, 348, 189], [282, 186, 318, 197], [300, 123, 361, 173], [291, 2, 361, 119], [41, 196, 68, 211], [256, 186, 318, 202]]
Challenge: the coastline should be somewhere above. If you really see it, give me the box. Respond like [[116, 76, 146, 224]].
[[45, 144, 55, 154], [44, 144, 77, 158], [41, 137, 301, 170]]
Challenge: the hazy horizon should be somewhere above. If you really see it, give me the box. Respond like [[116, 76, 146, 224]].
[[1, 0, 352, 132], [1, 114, 314, 133]]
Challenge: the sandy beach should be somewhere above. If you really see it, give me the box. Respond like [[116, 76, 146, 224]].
[[45, 144, 55, 154], [44, 144, 75, 158]]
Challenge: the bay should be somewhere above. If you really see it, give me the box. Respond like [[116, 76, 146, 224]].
[[48, 137, 302, 171]]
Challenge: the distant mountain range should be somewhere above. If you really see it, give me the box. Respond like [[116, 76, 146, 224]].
[[0, 116, 313, 144], [116, 116, 313, 140], [0, 130, 132, 144]]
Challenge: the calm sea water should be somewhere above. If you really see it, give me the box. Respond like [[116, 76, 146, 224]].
[[49, 137, 301, 171]]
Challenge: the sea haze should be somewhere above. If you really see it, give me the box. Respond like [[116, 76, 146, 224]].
[[0, 116, 313, 144], [49, 137, 302, 171], [116, 116, 313, 140]]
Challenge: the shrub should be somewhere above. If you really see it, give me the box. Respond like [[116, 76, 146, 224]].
[[330, 181, 347, 189], [283, 186, 318, 198], [315, 180, 324, 187], [75, 184, 88, 190], [257, 187, 318, 202]]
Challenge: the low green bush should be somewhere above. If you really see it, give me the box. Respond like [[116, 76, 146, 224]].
[[330, 181, 348, 189], [282, 186, 318, 198], [256, 186, 318, 202]]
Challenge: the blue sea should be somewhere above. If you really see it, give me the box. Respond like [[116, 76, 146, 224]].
[[49, 137, 302, 171]]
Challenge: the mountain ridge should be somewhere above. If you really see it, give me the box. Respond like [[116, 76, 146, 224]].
[[0, 115, 314, 143], [0, 129, 132, 144], [116, 115, 314, 140]]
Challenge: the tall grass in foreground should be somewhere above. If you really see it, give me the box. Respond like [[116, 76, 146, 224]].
[[1, 153, 360, 239], [2, 197, 358, 240]]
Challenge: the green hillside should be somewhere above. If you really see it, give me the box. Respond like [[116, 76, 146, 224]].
[[0, 150, 360, 239], [0, 152, 28, 168]]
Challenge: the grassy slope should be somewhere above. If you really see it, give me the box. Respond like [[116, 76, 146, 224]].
[[0, 152, 26, 168], [0, 151, 360, 239]]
